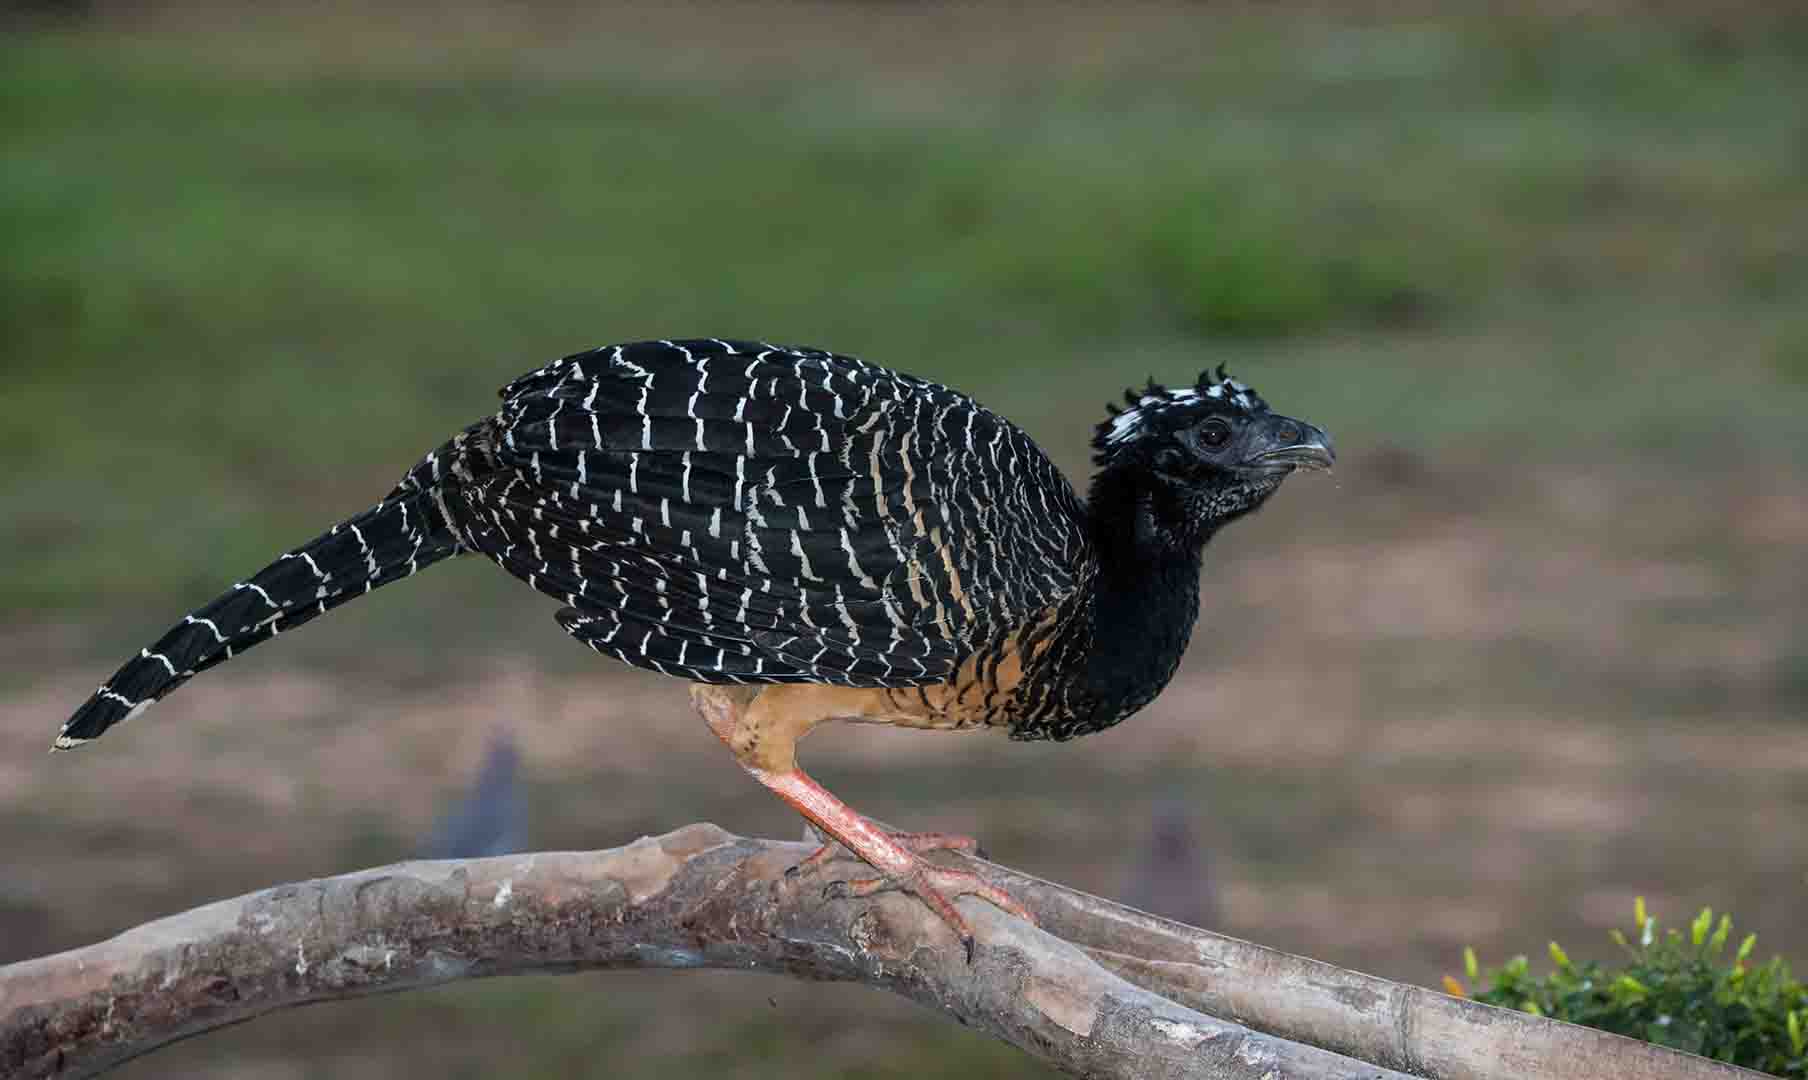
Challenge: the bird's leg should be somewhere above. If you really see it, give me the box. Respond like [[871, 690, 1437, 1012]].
[[887, 831, 984, 855], [691, 684, 1033, 957], [788, 830, 983, 880], [756, 769, 1034, 954]]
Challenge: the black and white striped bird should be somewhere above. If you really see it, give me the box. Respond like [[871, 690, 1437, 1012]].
[[57, 339, 1332, 950]]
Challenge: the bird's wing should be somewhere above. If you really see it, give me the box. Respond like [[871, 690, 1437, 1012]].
[[474, 339, 1092, 686]]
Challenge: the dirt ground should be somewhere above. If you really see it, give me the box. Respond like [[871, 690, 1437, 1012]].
[[6, 446, 1805, 1077]]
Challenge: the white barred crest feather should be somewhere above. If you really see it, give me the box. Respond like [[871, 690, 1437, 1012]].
[[1093, 366, 1268, 458]]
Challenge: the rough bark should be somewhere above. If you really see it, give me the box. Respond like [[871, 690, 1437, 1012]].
[[972, 860, 1763, 1080], [0, 826, 1761, 1080]]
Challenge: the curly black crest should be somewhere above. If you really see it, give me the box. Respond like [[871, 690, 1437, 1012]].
[[1091, 367, 1270, 464]]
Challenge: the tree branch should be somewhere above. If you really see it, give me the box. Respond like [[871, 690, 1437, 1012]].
[[0, 825, 1761, 1080], [970, 860, 1763, 1080]]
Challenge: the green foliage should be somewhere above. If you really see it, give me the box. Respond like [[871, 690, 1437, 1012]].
[[1460, 901, 1808, 1076], [1140, 186, 1456, 338], [5, 17, 1808, 613], [1773, 323, 1808, 386]]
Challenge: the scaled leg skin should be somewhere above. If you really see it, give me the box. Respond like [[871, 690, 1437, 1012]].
[[691, 684, 1034, 957], [787, 830, 983, 880]]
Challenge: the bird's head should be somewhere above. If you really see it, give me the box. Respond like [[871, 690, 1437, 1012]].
[[1090, 367, 1334, 547]]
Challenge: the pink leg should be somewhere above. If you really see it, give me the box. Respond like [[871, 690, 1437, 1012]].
[[787, 830, 983, 879], [688, 683, 1032, 958], [748, 765, 1036, 957]]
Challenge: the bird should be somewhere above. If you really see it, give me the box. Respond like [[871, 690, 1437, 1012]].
[[55, 338, 1332, 955], [422, 733, 527, 860], [1121, 798, 1223, 931]]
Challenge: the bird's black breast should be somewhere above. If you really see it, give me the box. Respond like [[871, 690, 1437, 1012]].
[[447, 339, 1094, 692]]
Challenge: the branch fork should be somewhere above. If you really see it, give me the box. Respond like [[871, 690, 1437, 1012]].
[[1, 825, 1761, 1080]]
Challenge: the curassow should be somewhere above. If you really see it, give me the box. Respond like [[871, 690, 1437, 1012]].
[[57, 339, 1333, 953]]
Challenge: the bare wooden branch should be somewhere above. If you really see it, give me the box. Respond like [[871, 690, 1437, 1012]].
[[972, 861, 1765, 1080], [0, 826, 1761, 1080]]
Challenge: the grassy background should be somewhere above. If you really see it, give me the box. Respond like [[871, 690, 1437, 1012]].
[[8, 4, 1807, 614], [4, 4, 1807, 1077]]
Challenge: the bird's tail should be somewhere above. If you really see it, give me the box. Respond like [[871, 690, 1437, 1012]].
[[53, 431, 482, 750]]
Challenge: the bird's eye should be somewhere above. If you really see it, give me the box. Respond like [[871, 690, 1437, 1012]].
[[1200, 420, 1232, 449]]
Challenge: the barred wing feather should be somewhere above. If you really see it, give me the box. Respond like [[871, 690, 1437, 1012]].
[[478, 339, 1091, 687]]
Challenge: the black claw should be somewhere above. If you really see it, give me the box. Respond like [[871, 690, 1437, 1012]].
[[962, 935, 976, 964], [822, 881, 849, 901], [971, 844, 990, 861], [784, 863, 803, 880]]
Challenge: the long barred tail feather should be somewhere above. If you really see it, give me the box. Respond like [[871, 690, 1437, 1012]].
[[52, 438, 473, 751]]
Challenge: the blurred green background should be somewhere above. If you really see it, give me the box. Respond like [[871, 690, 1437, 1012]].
[[4, 3, 1806, 1077]]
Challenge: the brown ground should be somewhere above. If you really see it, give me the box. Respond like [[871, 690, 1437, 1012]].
[[5, 446, 1804, 1077]]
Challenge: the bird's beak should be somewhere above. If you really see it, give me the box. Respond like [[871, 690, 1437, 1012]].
[[1247, 415, 1335, 473]]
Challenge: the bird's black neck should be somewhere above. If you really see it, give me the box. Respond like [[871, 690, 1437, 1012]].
[[1079, 466, 1211, 724]]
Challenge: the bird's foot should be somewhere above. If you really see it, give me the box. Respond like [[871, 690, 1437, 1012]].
[[785, 829, 984, 881], [729, 763, 1031, 961], [823, 860, 1037, 961]]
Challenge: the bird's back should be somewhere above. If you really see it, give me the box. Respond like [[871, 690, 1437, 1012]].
[[453, 339, 1094, 690], [57, 336, 1327, 757]]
